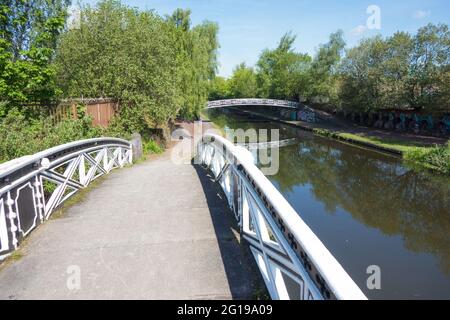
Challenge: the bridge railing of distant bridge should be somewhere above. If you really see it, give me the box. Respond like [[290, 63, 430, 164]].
[[197, 134, 367, 300], [206, 99, 301, 109], [0, 138, 132, 259]]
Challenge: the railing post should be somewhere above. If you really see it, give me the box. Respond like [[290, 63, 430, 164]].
[[130, 133, 143, 162]]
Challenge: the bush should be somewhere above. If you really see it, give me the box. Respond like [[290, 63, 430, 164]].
[[0, 110, 104, 163], [404, 143, 450, 174], [143, 139, 164, 155]]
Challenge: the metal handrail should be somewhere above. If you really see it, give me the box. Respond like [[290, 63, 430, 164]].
[[0, 138, 129, 178], [197, 134, 367, 300], [0, 138, 132, 259]]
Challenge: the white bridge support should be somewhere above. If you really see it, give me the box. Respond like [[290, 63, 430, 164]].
[[206, 99, 300, 109], [0, 138, 132, 259], [197, 134, 367, 300]]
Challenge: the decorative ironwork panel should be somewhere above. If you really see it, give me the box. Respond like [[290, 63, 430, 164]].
[[0, 138, 132, 260], [14, 182, 40, 239]]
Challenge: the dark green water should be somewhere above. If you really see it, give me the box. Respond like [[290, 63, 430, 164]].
[[209, 110, 450, 300]]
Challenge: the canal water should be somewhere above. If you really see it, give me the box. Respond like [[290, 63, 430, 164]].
[[207, 110, 450, 300]]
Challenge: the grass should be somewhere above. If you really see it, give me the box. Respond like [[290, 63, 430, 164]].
[[312, 129, 450, 175], [0, 233, 29, 271], [142, 139, 164, 156], [403, 143, 450, 175], [335, 132, 426, 153]]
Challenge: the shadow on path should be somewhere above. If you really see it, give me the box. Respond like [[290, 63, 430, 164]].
[[192, 163, 267, 300]]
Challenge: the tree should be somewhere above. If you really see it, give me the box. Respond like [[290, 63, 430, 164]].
[[169, 8, 191, 31], [208, 76, 229, 100], [379, 31, 413, 109], [0, 0, 69, 106], [228, 63, 257, 98], [338, 23, 450, 112], [56, 1, 219, 131], [256, 32, 311, 100], [56, 0, 181, 131], [167, 8, 219, 118], [219, 24, 449, 113], [307, 30, 345, 104], [408, 23, 450, 110], [339, 36, 386, 111]]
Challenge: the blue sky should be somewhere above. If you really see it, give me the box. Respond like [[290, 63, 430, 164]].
[[80, 0, 450, 77]]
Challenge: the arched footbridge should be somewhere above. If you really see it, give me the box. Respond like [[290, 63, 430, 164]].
[[205, 99, 319, 123], [206, 98, 300, 110], [0, 134, 366, 300]]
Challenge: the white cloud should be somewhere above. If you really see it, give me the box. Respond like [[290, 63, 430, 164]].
[[350, 25, 368, 36], [413, 10, 431, 19]]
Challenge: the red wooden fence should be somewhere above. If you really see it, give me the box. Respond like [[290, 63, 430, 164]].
[[51, 98, 118, 127]]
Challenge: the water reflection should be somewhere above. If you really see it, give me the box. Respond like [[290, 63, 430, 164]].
[[209, 110, 450, 299], [274, 134, 450, 275]]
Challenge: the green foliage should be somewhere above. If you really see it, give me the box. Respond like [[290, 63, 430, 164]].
[[208, 76, 229, 100], [170, 9, 219, 119], [56, 1, 178, 130], [339, 36, 387, 111], [0, 110, 102, 163], [404, 143, 450, 175], [307, 30, 345, 104], [1, 1, 219, 165], [143, 139, 163, 155], [216, 23, 449, 114], [0, 0, 69, 105], [339, 23, 450, 111], [228, 63, 257, 98], [56, 1, 219, 131], [409, 23, 450, 109], [256, 32, 311, 100], [312, 129, 450, 175]]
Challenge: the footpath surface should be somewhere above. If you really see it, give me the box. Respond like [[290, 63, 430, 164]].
[[0, 141, 262, 299]]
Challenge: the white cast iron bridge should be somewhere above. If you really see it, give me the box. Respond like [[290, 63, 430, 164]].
[[205, 98, 301, 110], [0, 116, 366, 300]]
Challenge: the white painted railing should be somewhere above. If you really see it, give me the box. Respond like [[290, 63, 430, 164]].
[[206, 99, 300, 109], [0, 138, 132, 259], [197, 134, 367, 300]]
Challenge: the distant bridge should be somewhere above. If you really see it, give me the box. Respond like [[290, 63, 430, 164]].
[[206, 98, 301, 110]]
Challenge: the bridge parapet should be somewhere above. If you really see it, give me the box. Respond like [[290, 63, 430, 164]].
[[0, 138, 132, 259], [197, 134, 367, 300], [206, 99, 300, 109]]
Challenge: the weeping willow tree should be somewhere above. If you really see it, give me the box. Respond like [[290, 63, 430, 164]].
[[168, 8, 219, 119]]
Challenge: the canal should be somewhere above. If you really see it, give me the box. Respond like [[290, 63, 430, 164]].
[[207, 109, 450, 300]]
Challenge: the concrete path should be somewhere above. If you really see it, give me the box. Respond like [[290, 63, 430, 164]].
[[0, 147, 262, 299]]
